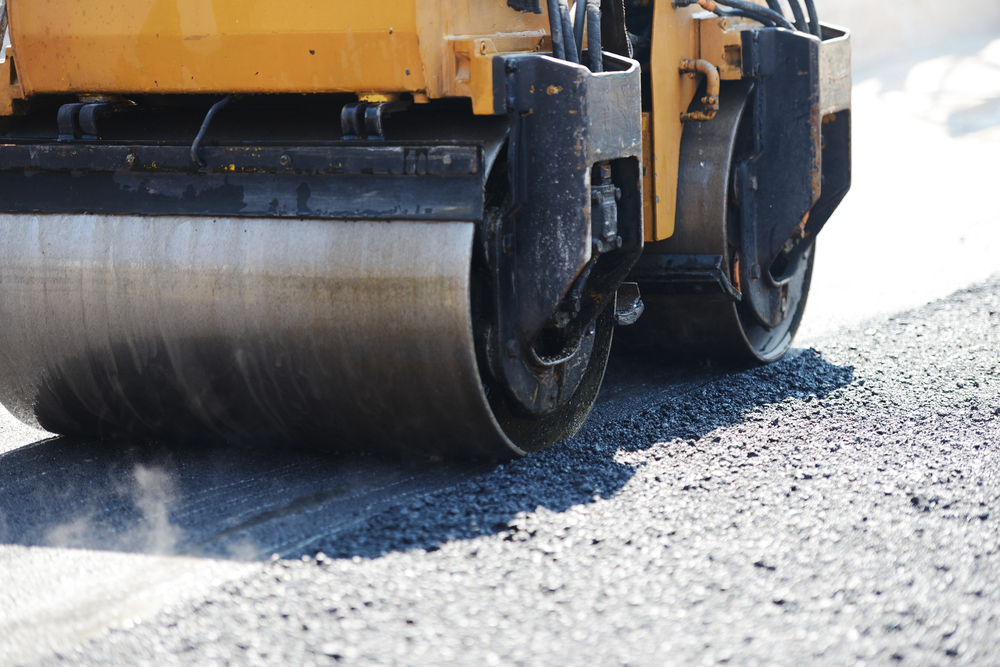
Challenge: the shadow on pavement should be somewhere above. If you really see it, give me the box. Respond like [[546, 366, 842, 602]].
[[0, 349, 852, 562]]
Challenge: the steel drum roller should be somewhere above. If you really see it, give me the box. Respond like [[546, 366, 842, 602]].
[[0, 215, 610, 458]]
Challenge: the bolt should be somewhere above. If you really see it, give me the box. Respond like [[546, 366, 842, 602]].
[[503, 233, 515, 254], [279, 154, 293, 167], [751, 264, 761, 280], [125, 154, 136, 166], [505, 60, 518, 74], [506, 340, 519, 359], [749, 175, 758, 192], [599, 163, 612, 182]]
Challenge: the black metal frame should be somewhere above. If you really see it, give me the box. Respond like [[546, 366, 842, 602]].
[[0, 142, 494, 220], [734, 26, 850, 330], [484, 51, 643, 417]]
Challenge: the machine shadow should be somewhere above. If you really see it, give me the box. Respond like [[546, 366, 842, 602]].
[[0, 348, 852, 562]]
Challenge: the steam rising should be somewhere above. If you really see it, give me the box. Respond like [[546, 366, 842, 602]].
[[44, 464, 183, 555]]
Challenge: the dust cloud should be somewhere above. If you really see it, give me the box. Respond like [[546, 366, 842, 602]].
[[44, 464, 184, 555]]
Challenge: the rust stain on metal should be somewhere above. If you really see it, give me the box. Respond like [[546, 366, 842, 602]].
[[732, 251, 741, 294], [679, 59, 720, 122]]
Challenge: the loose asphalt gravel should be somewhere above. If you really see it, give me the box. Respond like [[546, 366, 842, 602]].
[[32, 275, 999, 667]]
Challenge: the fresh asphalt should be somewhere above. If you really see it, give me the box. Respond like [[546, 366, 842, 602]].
[[0, 275, 994, 665]]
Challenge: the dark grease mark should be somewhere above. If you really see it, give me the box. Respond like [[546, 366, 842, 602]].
[[296, 181, 312, 216]]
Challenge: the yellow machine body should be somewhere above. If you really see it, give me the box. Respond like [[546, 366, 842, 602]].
[[6, 0, 548, 106], [1, 0, 762, 242]]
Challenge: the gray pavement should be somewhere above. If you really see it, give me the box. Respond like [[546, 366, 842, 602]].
[[34, 275, 1000, 667]]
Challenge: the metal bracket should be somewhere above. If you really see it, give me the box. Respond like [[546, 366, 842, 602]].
[[736, 27, 821, 328], [591, 162, 623, 255], [340, 101, 408, 140], [629, 254, 742, 300], [79, 103, 123, 140], [58, 101, 128, 141], [57, 103, 86, 142], [340, 102, 368, 140], [486, 51, 644, 416], [613, 282, 645, 326]]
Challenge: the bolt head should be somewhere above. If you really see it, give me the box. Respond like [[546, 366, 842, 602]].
[[279, 154, 292, 167], [125, 154, 136, 166]]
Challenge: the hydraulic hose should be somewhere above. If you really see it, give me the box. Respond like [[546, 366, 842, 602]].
[[802, 0, 821, 37], [573, 0, 586, 61], [190, 96, 230, 167], [786, 0, 808, 33], [711, 0, 792, 30], [560, 0, 580, 63], [679, 59, 720, 122], [546, 0, 567, 60], [677, 0, 792, 31], [586, 0, 603, 72], [715, 6, 775, 26], [762, 0, 807, 34]]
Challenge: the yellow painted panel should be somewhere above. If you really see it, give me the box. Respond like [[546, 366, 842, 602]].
[[642, 112, 655, 243], [648, 3, 700, 241], [8, 0, 426, 94], [416, 0, 549, 100]]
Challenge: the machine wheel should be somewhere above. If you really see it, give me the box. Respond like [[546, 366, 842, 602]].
[[483, 304, 614, 454], [733, 242, 814, 363], [620, 81, 814, 365], [0, 144, 627, 462]]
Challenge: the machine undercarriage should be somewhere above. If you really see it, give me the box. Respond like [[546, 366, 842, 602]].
[[0, 0, 851, 457]]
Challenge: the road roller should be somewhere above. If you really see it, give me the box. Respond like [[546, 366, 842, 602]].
[[0, 0, 850, 458]]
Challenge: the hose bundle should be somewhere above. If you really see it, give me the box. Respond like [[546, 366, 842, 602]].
[[547, 0, 604, 72], [546, 0, 820, 73], [676, 0, 821, 37]]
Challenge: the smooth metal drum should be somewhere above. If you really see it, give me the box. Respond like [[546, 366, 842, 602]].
[[0, 215, 608, 458]]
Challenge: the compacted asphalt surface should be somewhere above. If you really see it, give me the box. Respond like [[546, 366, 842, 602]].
[[17, 275, 997, 667]]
